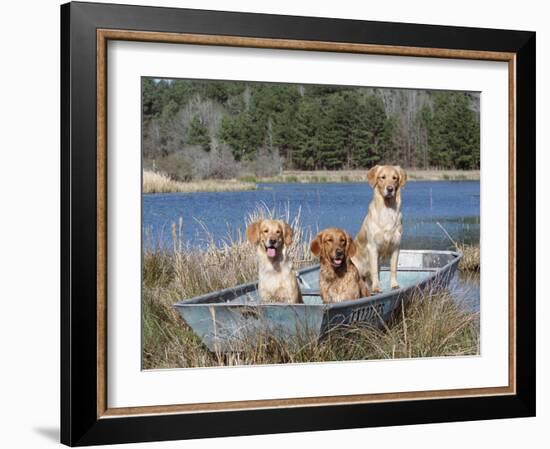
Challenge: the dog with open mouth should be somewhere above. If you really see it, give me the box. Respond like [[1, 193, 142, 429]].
[[310, 228, 369, 304], [246, 219, 303, 304]]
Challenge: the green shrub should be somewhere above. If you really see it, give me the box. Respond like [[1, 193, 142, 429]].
[[238, 175, 258, 183], [155, 153, 193, 181]]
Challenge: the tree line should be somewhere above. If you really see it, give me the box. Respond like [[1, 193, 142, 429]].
[[142, 78, 480, 180]]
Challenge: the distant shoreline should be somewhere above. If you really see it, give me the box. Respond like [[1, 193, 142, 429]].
[[248, 169, 480, 184], [143, 169, 479, 194]]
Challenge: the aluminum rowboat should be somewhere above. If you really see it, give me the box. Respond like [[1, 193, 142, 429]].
[[173, 250, 462, 352]]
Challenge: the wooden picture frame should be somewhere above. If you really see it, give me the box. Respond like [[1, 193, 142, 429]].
[[61, 1, 535, 446]]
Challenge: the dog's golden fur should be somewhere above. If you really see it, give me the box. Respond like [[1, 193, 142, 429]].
[[310, 228, 368, 304], [352, 165, 407, 294], [246, 219, 302, 304]]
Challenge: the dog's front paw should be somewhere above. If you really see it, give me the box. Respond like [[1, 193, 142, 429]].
[[371, 286, 382, 295], [391, 283, 400, 290]]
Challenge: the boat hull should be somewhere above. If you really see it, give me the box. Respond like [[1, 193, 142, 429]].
[[173, 250, 462, 352]]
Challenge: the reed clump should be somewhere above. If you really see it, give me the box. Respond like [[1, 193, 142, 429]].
[[457, 243, 480, 272], [143, 170, 257, 194], [435, 221, 479, 273]]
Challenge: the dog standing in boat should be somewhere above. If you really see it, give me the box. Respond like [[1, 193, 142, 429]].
[[310, 228, 368, 303], [352, 165, 407, 294], [246, 219, 303, 304]]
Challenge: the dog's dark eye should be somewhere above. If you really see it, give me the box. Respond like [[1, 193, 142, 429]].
[[393, 176, 397, 180], [276, 230, 281, 234], [263, 230, 268, 233], [381, 175, 386, 179], [326, 238, 333, 243]]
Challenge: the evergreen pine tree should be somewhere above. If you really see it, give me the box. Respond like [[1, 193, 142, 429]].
[[187, 115, 211, 151], [293, 98, 322, 169]]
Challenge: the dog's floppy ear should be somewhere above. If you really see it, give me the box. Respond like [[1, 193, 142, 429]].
[[310, 232, 323, 257], [246, 220, 261, 244], [346, 232, 357, 258], [396, 165, 407, 187], [282, 221, 294, 246], [367, 165, 380, 187]]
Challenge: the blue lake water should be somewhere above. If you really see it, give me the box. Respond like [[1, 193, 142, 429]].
[[143, 181, 480, 251]]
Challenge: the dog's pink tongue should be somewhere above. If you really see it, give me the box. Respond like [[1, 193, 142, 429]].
[[267, 248, 276, 257], [334, 259, 342, 265]]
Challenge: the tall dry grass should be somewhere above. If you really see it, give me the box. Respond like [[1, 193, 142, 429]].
[[143, 170, 256, 194], [144, 279, 479, 369], [142, 205, 480, 369]]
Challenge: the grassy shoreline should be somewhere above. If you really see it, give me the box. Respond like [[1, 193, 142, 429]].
[[142, 208, 480, 370], [143, 169, 479, 194], [247, 169, 480, 184]]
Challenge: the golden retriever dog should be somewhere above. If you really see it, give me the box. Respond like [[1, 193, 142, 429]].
[[246, 219, 302, 304], [352, 165, 407, 294], [310, 228, 369, 303]]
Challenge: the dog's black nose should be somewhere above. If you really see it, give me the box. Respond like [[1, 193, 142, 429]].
[[387, 185, 394, 192], [335, 248, 344, 257], [268, 239, 277, 246]]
